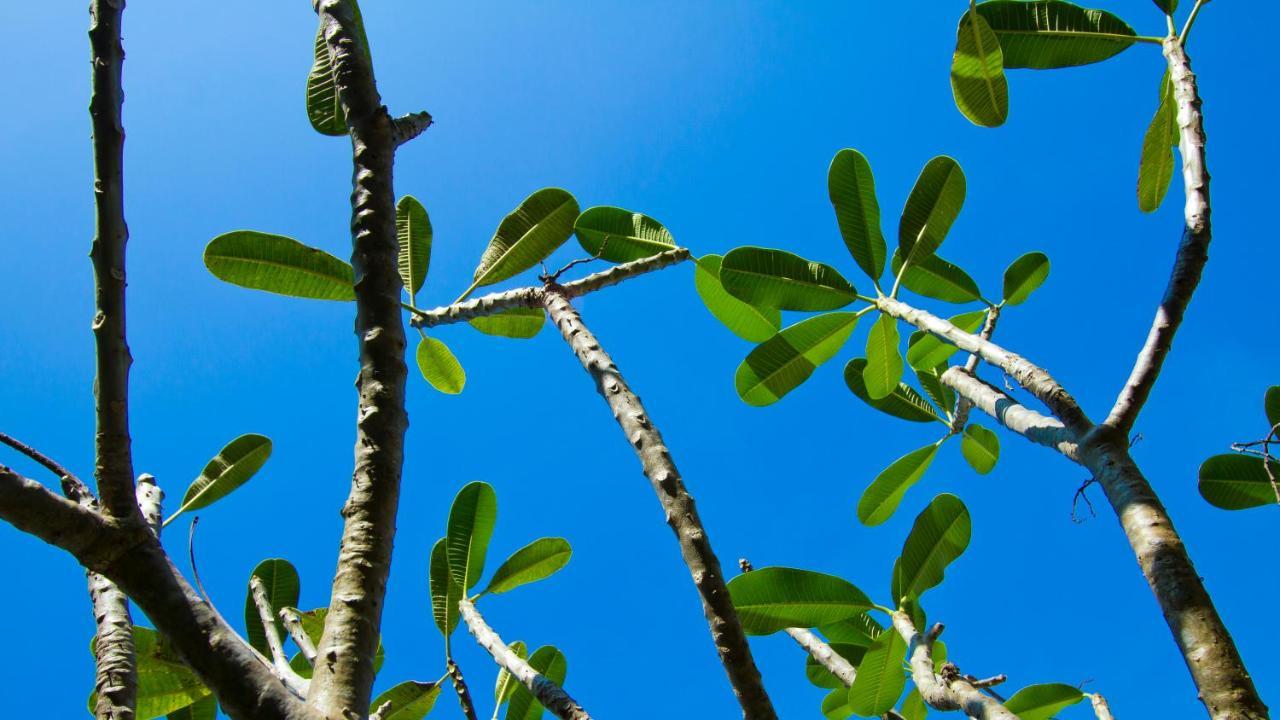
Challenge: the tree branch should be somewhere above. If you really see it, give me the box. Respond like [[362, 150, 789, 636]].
[[459, 600, 592, 720], [447, 658, 480, 720], [949, 306, 1001, 433], [1090, 693, 1116, 720], [251, 577, 310, 696], [280, 607, 318, 667], [891, 613, 1019, 720], [940, 368, 1082, 461], [541, 284, 777, 720], [135, 474, 163, 536], [306, 1, 412, 715], [392, 110, 433, 147], [409, 247, 692, 329], [1104, 38, 1213, 434]]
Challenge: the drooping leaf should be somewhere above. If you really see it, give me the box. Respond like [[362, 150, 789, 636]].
[[469, 188, 579, 295], [495, 641, 528, 704], [482, 538, 572, 595], [806, 642, 870, 689], [204, 231, 355, 301], [417, 336, 465, 394], [694, 255, 782, 343], [915, 364, 957, 417], [952, 9, 1009, 127], [821, 688, 855, 720], [1199, 455, 1280, 511], [167, 696, 217, 720], [287, 607, 384, 679], [429, 539, 463, 637], [829, 149, 887, 282], [735, 312, 859, 406], [858, 444, 941, 526], [166, 434, 272, 525], [1002, 252, 1051, 306], [961, 424, 1001, 475], [368, 681, 441, 720], [1266, 386, 1280, 431], [469, 308, 545, 339], [844, 359, 944, 424], [848, 629, 908, 717], [891, 250, 983, 304], [727, 567, 872, 635], [1138, 72, 1179, 213], [573, 206, 676, 263], [243, 558, 301, 658], [505, 646, 568, 720], [863, 313, 904, 401], [891, 494, 972, 603], [898, 157, 966, 267], [397, 195, 432, 301], [906, 309, 987, 370], [976, 1, 1138, 69], [720, 246, 858, 311], [89, 627, 212, 719], [446, 481, 498, 590], [1004, 683, 1086, 720]]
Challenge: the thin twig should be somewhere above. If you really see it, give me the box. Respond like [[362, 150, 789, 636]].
[[280, 607, 319, 666]]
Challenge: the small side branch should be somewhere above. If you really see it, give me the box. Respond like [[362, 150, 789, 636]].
[[135, 474, 163, 537], [459, 600, 592, 720], [949, 306, 1001, 433], [940, 368, 1082, 462], [251, 577, 310, 697], [891, 612, 1019, 720], [392, 110, 433, 147], [447, 658, 480, 720], [1090, 693, 1116, 720], [280, 607, 318, 666]]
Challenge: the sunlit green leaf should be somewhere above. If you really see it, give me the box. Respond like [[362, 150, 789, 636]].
[[573, 206, 676, 263], [899, 157, 966, 266], [469, 188, 578, 295], [977, 1, 1138, 69], [1138, 72, 1179, 213], [900, 688, 927, 720], [447, 481, 498, 590], [369, 681, 440, 720], [694, 255, 782, 343], [1004, 683, 1086, 720], [89, 627, 212, 719], [906, 310, 986, 370], [506, 646, 567, 720], [891, 250, 982, 304], [858, 444, 941, 526], [243, 558, 300, 659], [397, 195, 432, 301], [469, 308, 545, 339], [483, 538, 571, 595], [735, 313, 859, 406], [166, 434, 271, 526], [1002, 252, 1050, 306], [952, 9, 1009, 127], [915, 364, 957, 417], [305, 6, 372, 136], [806, 643, 870, 689], [721, 246, 858, 311], [844, 358, 944, 424], [820, 612, 884, 646], [864, 313, 904, 401], [1266, 386, 1280, 431], [821, 688, 854, 720], [891, 494, 972, 603], [961, 425, 1001, 475], [829, 149, 887, 282], [1153, 0, 1178, 14], [205, 231, 354, 301], [848, 629, 907, 717], [429, 539, 462, 637], [417, 335, 465, 394], [166, 696, 217, 720], [727, 567, 872, 635], [1199, 455, 1280, 511]]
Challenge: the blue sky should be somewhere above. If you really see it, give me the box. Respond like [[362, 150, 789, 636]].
[[1, 1, 1276, 718]]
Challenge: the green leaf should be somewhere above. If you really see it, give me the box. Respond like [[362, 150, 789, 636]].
[[858, 444, 941, 526], [694, 255, 782, 343], [369, 681, 441, 720], [1199, 455, 1280, 511], [976, 0, 1138, 69], [863, 313, 904, 401], [506, 646, 567, 720], [952, 9, 1009, 127], [306, 17, 344, 136], [1004, 683, 1086, 720], [397, 195, 432, 301], [495, 641, 528, 704], [573, 206, 676, 263], [906, 309, 987, 370], [891, 494, 972, 603], [735, 312, 860, 406], [482, 537, 572, 595], [891, 250, 982, 304], [204, 231, 355, 301], [429, 539, 463, 637], [821, 688, 855, 720], [166, 434, 272, 525], [898, 157, 966, 266], [167, 696, 217, 720], [417, 336, 466, 394], [243, 558, 301, 658], [829, 149, 887, 281], [900, 688, 927, 720], [1002, 252, 1051, 306], [720, 246, 858, 311], [848, 628, 908, 717], [469, 308, 545, 339], [961, 424, 1001, 475], [447, 481, 498, 590], [844, 359, 944, 424], [89, 627, 213, 719], [915, 364, 957, 417], [287, 607, 384, 679], [470, 188, 579, 295], [1266, 386, 1280, 431], [820, 612, 884, 646], [1138, 72, 1179, 213], [727, 567, 872, 635], [806, 643, 870, 689], [1153, 0, 1178, 14]]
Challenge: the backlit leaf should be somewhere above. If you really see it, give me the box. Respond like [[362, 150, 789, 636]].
[[429, 539, 462, 637], [1004, 683, 1086, 720], [573, 206, 676, 263], [891, 494, 972, 603], [469, 188, 578, 296], [952, 9, 1009, 127], [1002, 252, 1050, 306], [728, 567, 872, 635], [1199, 455, 1280, 511], [858, 444, 941, 526], [417, 336, 465, 394], [205, 231, 354, 301], [369, 681, 440, 720], [505, 646, 567, 720], [906, 310, 987, 370], [961, 424, 1001, 475], [829, 149, 887, 281], [898, 157, 966, 266], [483, 538, 572, 595], [166, 434, 272, 525], [844, 358, 944, 424], [977, 1, 1138, 69], [694, 255, 782, 343], [848, 629, 907, 717], [736, 313, 859, 406], [447, 481, 498, 590], [243, 559, 300, 658], [397, 195, 432, 301], [864, 313, 904, 400], [469, 308, 545, 339], [891, 250, 982, 304], [721, 246, 858, 311]]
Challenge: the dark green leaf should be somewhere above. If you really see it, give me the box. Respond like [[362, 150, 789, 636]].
[[244, 558, 300, 658], [483, 538, 572, 595], [417, 335, 465, 394], [506, 646, 567, 720], [447, 481, 498, 590], [469, 308, 545, 339], [205, 231, 354, 301], [573, 206, 676, 263], [1004, 683, 1086, 720], [1002, 252, 1050, 306], [976, 1, 1138, 69], [369, 681, 441, 720], [891, 494, 972, 603], [397, 195, 432, 301], [288, 607, 384, 679], [901, 688, 927, 720], [915, 364, 957, 417], [961, 425, 1001, 475], [952, 9, 1009, 127], [1199, 455, 1280, 511], [898, 157, 966, 266], [1153, 0, 1178, 14], [821, 688, 854, 720], [829, 149, 887, 281], [806, 643, 870, 689], [864, 313, 904, 401], [736, 312, 860, 406], [848, 629, 908, 716], [820, 612, 884, 646], [1266, 386, 1280, 430], [891, 250, 983, 304], [721, 246, 858, 311], [91, 627, 212, 719], [469, 188, 579, 296], [906, 310, 987, 370], [727, 567, 872, 635], [858, 444, 941, 526], [167, 696, 217, 720], [844, 358, 944, 424], [429, 539, 463, 637], [694, 255, 782, 343], [166, 434, 272, 525], [1138, 72, 1179, 213], [305, 7, 372, 137]]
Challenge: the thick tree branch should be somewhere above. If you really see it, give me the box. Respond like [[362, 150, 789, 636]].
[[541, 284, 777, 720], [307, 1, 412, 715], [940, 369, 1081, 461], [459, 600, 592, 720], [409, 248, 692, 329], [1105, 39, 1212, 435], [891, 613, 1018, 720]]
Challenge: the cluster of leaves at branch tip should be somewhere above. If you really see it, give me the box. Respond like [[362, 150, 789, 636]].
[[1199, 386, 1280, 511], [431, 482, 574, 720], [726, 494, 1087, 719]]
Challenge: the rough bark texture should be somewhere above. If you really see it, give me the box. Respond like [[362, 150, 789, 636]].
[[940, 369, 1081, 461], [892, 613, 1018, 720], [786, 627, 857, 687], [447, 659, 480, 720], [1105, 39, 1212, 434], [281, 607, 319, 666], [135, 474, 162, 536], [541, 285, 777, 720], [949, 307, 1000, 433], [306, 2, 412, 716], [88, 568, 136, 720], [459, 600, 592, 720]]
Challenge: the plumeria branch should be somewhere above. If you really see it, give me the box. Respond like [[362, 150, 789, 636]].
[[250, 577, 310, 696], [891, 612, 1018, 720]]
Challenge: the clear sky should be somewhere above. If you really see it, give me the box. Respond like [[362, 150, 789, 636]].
[[1, 2, 1276, 718]]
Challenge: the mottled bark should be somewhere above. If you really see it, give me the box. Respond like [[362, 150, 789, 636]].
[[891, 613, 1018, 720], [251, 577, 310, 696], [1091, 693, 1117, 720], [541, 285, 777, 720], [939, 369, 1081, 461], [281, 607, 319, 667], [447, 659, 480, 720], [459, 600, 592, 720], [135, 474, 162, 536], [949, 307, 1000, 433]]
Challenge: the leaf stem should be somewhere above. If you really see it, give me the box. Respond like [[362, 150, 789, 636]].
[[1179, 0, 1208, 44], [889, 258, 910, 299]]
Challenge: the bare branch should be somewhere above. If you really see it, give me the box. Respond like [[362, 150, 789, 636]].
[[1090, 693, 1116, 720], [280, 607, 318, 667], [891, 612, 1019, 720], [939, 368, 1081, 461], [542, 284, 777, 720], [251, 577, 310, 697], [392, 110, 433, 147], [949, 306, 1001, 433], [447, 659, 480, 720], [135, 474, 163, 537], [459, 600, 592, 720]]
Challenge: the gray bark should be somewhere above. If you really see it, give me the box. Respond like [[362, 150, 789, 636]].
[[541, 284, 777, 720], [891, 613, 1019, 720]]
